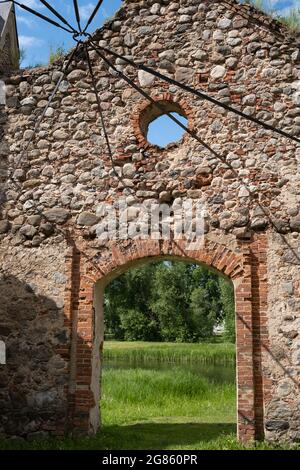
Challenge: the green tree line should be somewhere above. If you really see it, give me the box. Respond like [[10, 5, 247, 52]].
[[104, 262, 235, 343]]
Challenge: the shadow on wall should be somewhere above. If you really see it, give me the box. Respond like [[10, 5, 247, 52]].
[[0, 274, 70, 439], [0, 97, 8, 226]]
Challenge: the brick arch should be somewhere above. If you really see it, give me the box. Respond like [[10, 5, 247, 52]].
[[131, 93, 195, 149], [65, 237, 262, 443]]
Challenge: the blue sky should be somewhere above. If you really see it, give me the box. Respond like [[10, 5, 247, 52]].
[[14, 1, 299, 68], [148, 113, 188, 147], [15, 0, 122, 67]]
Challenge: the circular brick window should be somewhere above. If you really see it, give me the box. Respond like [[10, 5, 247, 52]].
[[139, 100, 189, 148]]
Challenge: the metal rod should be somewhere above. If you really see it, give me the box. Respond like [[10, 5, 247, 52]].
[[5, 0, 75, 33], [73, 0, 81, 32], [16, 44, 80, 167], [88, 42, 300, 246], [96, 43, 300, 146], [89, 41, 229, 159], [82, 0, 104, 33], [85, 45, 117, 176], [39, 0, 77, 33]]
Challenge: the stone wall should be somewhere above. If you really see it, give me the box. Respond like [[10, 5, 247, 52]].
[[0, 33, 13, 74], [0, 0, 299, 443], [0, 2, 19, 74]]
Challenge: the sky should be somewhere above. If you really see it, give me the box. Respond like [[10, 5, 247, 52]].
[[15, 0, 123, 67], [148, 113, 188, 147], [4, 0, 300, 147]]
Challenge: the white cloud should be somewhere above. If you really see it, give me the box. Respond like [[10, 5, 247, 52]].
[[79, 2, 96, 21], [19, 35, 44, 48], [17, 16, 35, 28], [19, 0, 42, 8]]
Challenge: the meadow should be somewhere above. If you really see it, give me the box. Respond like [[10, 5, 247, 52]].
[[0, 341, 298, 450], [103, 340, 236, 364]]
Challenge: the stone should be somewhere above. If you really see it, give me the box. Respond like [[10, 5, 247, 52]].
[[290, 216, 300, 232], [213, 30, 224, 41], [238, 187, 250, 198], [35, 74, 50, 85], [179, 15, 191, 24], [77, 212, 99, 226], [122, 163, 136, 178], [265, 420, 289, 431], [159, 191, 172, 203], [277, 380, 292, 397], [19, 224, 37, 239], [210, 65, 226, 79], [282, 282, 294, 295], [218, 18, 232, 29], [43, 209, 69, 224], [20, 97, 36, 107], [292, 350, 300, 365], [23, 129, 34, 140], [67, 69, 86, 82], [53, 272, 66, 284], [175, 67, 193, 82], [138, 70, 155, 87], [242, 94, 256, 106], [138, 26, 153, 37], [251, 218, 268, 231], [150, 3, 160, 15], [124, 33, 136, 47], [291, 49, 300, 62], [0, 220, 10, 234], [53, 129, 68, 140], [192, 50, 208, 61], [40, 223, 54, 236]]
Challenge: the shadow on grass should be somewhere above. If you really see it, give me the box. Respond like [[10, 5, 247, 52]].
[[0, 422, 236, 450], [98, 422, 236, 450]]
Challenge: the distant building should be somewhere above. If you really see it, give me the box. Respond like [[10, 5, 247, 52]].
[[213, 322, 225, 336], [0, 2, 19, 73]]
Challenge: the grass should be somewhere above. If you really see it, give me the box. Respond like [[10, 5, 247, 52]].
[[0, 342, 298, 451], [103, 340, 236, 364], [102, 367, 236, 427], [246, 0, 300, 32]]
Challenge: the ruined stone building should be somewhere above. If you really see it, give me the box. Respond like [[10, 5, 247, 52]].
[[0, 0, 299, 444], [0, 2, 19, 74]]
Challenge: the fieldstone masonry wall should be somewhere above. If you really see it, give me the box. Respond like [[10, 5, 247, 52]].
[[0, 0, 299, 443], [0, 34, 13, 74]]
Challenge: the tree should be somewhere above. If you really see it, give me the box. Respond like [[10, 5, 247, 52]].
[[150, 262, 193, 342], [104, 263, 160, 341], [104, 261, 235, 343], [190, 287, 217, 339], [119, 309, 159, 341], [219, 277, 235, 342]]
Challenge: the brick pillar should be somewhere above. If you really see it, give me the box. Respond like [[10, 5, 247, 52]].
[[63, 246, 95, 435], [251, 233, 270, 440], [72, 276, 95, 434], [235, 241, 256, 442]]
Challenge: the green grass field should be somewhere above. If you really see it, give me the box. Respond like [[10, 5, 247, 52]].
[[103, 340, 236, 364], [0, 341, 298, 450]]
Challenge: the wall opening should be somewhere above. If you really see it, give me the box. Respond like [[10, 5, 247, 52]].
[[93, 257, 237, 450], [147, 113, 188, 148], [139, 100, 189, 148]]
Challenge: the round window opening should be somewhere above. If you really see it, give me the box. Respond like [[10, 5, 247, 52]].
[[139, 100, 189, 148]]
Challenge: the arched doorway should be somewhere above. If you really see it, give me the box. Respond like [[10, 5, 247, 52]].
[[65, 237, 265, 443], [100, 258, 236, 448]]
